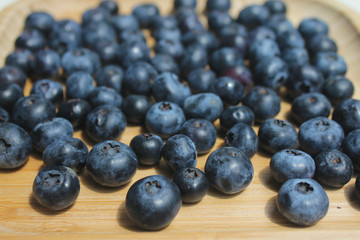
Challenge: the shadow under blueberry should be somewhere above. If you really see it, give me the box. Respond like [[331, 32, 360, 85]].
[[80, 130, 96, 148], [258, 166, 281, 192], [285, 111, 300, 128], [30, 150, 43, 161], [0, 162, 28, 173], [117, 202, 152, 232], [206, 185, 243, 199], [80, 170, 129, 194], [256, 146, 273, 158], [153, 158, 174, 179], [29, 194, 73, 216], [344, 182, 360, 211]]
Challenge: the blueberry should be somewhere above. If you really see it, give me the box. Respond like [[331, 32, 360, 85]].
[[183, 93, 223, 122], [225, 122, 258, 158], [82, 22, 117, 49], [176, 9, 204, 33], [342, 129, 360, 171], [61, 48, 101, 76], [43, 138, 88, 173], [322, 75, 354, 106], [95, 65, 123, 92], [12, 95, 56, 132], [49, 20, 82, 55], [125, 175, 181, 230], [122, 94, 152, 125], [207, 11, 234, 35], [85, 105, 127, 143], [264, 0, 287, 15], [219, 27, 248, 58], [32, 166, 80, 210], [0, 122, 32, 169], [31, 117, 74, 153], [276, 178, 329, 226], [57, 99, 92, 129], [281, 47, 309, 71], [154, 39, 184, 62], [0, 108, 9, 123], [237, 4, 270, 30], [299, 117, 344, 156], [30, 79, 64, 107], [119, 40, 151, 68], [270, 149, 315, 183], [145, 101, 185, 139], [111, 15, 139, 33], [254, 56, 288, 91], [313, 52, 347, 78], [5, 48, 35, 75], [0, 83, 24, 112], [99, 0, 119, 15], [307, 34, 337, 58], [258, 119, 298, 155], [124, 61, 158, 95], [291, 93, 332, 124], [152, 72, 191, 106], [132, 4, 160, 29], [174, 0, 197, 10], [151, 54, 180, 75], [15, 29, 47, 53], [130, 133, 163, 166], [210, 47, 242, 74], [181, 118, 217, 154], [220, 63, 253, 90], [242, 86, 281, 123], [211, 76, 244, 105], [206, 0, 231, 12], [219, 105, 255, 131], [66, 71, 95, 100], [298, 17, 329, 41], [180, 44, 208, 77], [205, 147, 254, 194], [92, 40, 121, 65], [314, 150, 353, 188], [87, 86, 122, 108], [86, 140, 137, 187], [182, 30, 219, 54], [187, 68, 217, 94], [248, 38, 280, 65], [32, 49, 61, 80], [173, 167, 209, 203], [81, 7, 111, 26], [0, 65, 27, 89], [249, 26, 276, 41], [152, 15, 178, 31], [118, 29, 146, 44], [356, 176, 360, 200], [25, 11, 55, 37], [332, 98, 360, 134], [161, 134, 197, 171], [276, 30, 305, 51]]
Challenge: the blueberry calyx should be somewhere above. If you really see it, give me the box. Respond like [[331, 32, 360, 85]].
[[296, 182, 314, 194], [285, 149, 302, 156], [184, 168, 200, 179], [315, 119, 330, 131], [145, 180, 162, 194], [43, 171, 63, 188], [160, 102, 172, 111]]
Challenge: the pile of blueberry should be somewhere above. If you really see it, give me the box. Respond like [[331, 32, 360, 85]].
[[0, 0, 359, 230]]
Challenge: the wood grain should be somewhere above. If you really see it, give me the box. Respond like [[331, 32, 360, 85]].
[[0, 0, 359, 239]]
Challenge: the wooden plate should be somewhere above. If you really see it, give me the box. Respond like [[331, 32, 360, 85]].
[[0, 0, 360, 239]]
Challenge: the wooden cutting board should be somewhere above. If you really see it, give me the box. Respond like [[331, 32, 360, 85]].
[[0, 0, 359, 239]]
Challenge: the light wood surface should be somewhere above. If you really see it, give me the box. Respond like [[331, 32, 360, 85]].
[[0, 0, 359, 239]]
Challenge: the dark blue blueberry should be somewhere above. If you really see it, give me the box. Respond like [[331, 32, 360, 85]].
[[314, 150, 353, 188], [206, 0, 231, 12], [277, 30, 305, 51], [264, 0, 287, 15], [291, 93, 332, 124], [298, 18, 329, 41], [152, 72, 191, 106], [124, 61, 158, 95], [61, 48, 101, 76], [249, 26, 276, 41], [313, 52, 347, 78], [0, 122, 32, 169], [118, 29, 146, 44], [57, 99, 92, 129], [219, 105, 254, 131], [307, 34, 337, 58], [356, 176, 360, 200], [225, 122, 258, 158], [210, 47, 242, 74], [152, 28, 181, 42], [132, 4, 160, 29], [15, 29, 46, 53], [95, 65, 123, 92], [211, 76, 244, 105], [111, 15, 139, 33], [248, 38, 280, 65], [173, 167, 209, 203], [30, 79, 64, 107], [0, 66, 27, 89], [332, 98, 360, 134], [181, 30, 219, 53], [242, 86, 281, 123], [299, 117, 344, 156], [342, 129, 360, 171], [145, 101, 186, 139], [0, 108, 9, 123], [219, 24, 248, 58], [99, 0, 119, 15], [151, 54, 180, 75], [92, 40, 121, 65], [119, 40, 150, 68], [81, 7, 111, 26], [86, 140, 137, 187], [0, 83, 23, 112], [187, 68, 216, 93], [82, 21, 117, 49], [181, 118, 217, 154], [122, 94, 152, 124], [277, 178, 329, 226], [207, 11, 234, 35], [151, 15, 178, 32], [281, 47, 309, 71], [254, 56, 288, 91], [177, 10, 204, 33], [5, 48, 35, 75], [265, 14, 295, 37], [174, 0, 197, 10], [183, 93, 223, 122], [322, 75, 354, 106], [270, 149, 315, 184], [49, 20, 82, 55], [161, 134, 197, 171], [220, 63, 253, 90], [66, 71, 95, 100], [87, 86, 122, 108], [12, 95, 56, 132], [25, 11, 55, 37], [154, 39, 184, 62], [31, 117, 74, 153], [43, 138, 88, 173], [258, 119, 298, 155], [205, 147, 254, 194], [285, 64, 324, 99], [85, 105, 127, 143], [32, 49, 61, 80], [125, 175, 181, 230], [180, 44, 208, 77], [130, 133, 163, 166], [219, 22, 249, 42], [32, 166, 80, 210], [237, 4, 270, 30]]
